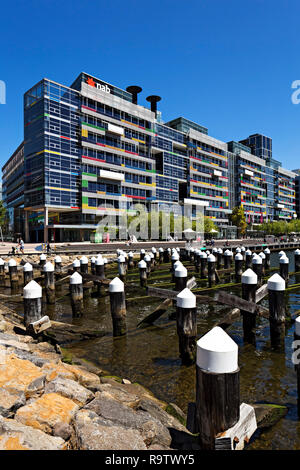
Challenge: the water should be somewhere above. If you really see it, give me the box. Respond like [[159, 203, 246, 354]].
[[5, 251, 300, 449]]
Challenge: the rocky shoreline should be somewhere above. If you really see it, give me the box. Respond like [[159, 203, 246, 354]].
[[0, 304, 197, 450]]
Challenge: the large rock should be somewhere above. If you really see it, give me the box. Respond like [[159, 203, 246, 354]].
[[15, 392, 79, 434], [0, 389, 26, 417], [45, 377, 94, 406], [41, 361, 100, 391], [73, 409, 147, 450], [0, 353, 45, 399], [0, 415, 66, 450]]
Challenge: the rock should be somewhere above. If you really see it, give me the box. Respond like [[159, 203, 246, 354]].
[[53, 422, 73, 441], [85, 394, 172, 447], [0, 415, 66, 450], [73, 409, 147, 450], [137, 398, 187, 433], [0, 389, 26, 417], [252, 403, 288, 429], [45, 377, 94, 406], [41, 361, 101, 391], [99, 378, 166, 408], [165, 403, 186, 426], [122, 378, 131, 384], [44, 321, 106, 344], [15, 392, 79, 434], [0, 353, 46, 399], [0, 320, 12, 333], [95, 384, 140, 407]]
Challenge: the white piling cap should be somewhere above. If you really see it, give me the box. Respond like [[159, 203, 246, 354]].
[[268, 273, 285, 291], [217, 248, 223, 254], [43, 262, 54, 272], [296, 316, 300, 336], [118, 255, 126, 263], [151, 247, 156, 253], [40, 254, 46, 260], [70, 272, 82, 285], [207, 254, 216, 262], [149, 252, 154, 259], [0, 258, 4, 265], [224, 249, 232, 256], [23, 262, 33, 272], [236, 247, 241, 253], [176, 247, 180, 252], [246, 249, 252, 255], [206, 250, 210, 255], [138, 260, 147, 269], [91, 256, 96, 263], [279, 255, 289, 264], [176, 288, 196, 309], [140, 249, 145, 254], [264, 248, 270, 254], [159, 247, 164, 252], [200, 252, 207, 259], [175, 265, 187, 278], [167, 248, 171, 253], [196, 326, 238, 373], [144, 254, 150, 262], [190, 248, 195, 253], [8, 259, 17, 267], [295, 249, 300, 255], [241, 268, 257, 285], [212, 248, 218, 253], [173, 260, 182, 269], [171, 252, 180, 261], [80, 256, 88, 264], [241, 246, 246, 252], [235, 253, 243, 261], [259, 252, 266, 259], [23, 279, 42, 299], [128, 251, 133, 257], [73, 259, 80, 267], [54, 255, 62, 263], [103, 258, 108, 264], [109, 277, 124, 293], [252, 255, 262, 264], [95, 255, 104, 265], [279, 251, 286, 256]]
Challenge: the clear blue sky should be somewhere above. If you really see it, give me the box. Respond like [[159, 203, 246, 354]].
[[1, 0, 300, 170]]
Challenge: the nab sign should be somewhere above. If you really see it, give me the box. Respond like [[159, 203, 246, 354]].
[[87, 77, 111, 94]]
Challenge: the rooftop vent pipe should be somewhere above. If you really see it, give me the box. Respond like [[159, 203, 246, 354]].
[[126, 85, 142, 105], [146, 95, 161, 117]]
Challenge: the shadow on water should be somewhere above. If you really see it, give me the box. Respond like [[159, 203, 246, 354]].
[[4, 250, 300, 449]]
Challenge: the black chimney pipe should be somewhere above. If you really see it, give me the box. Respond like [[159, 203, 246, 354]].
[[146, 95, 161, 117], [126, 85, 142, 105]]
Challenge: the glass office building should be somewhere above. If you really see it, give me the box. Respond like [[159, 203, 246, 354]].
[[3, 72, 297, 241]]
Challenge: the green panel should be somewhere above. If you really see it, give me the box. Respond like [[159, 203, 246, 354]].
[[82, 180, 88, 188]]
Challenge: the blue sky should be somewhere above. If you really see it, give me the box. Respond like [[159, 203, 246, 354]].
[[1, 0, 300, 170]]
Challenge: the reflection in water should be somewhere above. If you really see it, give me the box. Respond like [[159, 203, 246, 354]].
[[4, 250, 300, 449]]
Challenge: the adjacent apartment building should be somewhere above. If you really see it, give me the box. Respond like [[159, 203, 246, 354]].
[[2, 72, 297, 242]]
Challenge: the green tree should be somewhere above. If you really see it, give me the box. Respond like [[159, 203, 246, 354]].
[[229, 206, 247, 237], [204, 216, 218, 234], [0, 202, 8, 235]]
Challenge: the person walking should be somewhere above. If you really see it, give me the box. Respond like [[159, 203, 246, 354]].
[[19, 238, 25, 255], [46, 241, 51, 255]]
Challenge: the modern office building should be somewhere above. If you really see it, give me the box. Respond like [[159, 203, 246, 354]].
[[2, 72, 297, 242], [2, 142, 25, 238]]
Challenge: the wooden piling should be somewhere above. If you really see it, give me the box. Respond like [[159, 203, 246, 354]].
[[176, 288, 197, 364], [200, 252, 208, 279], [279, 255, 289, 282], [268, 273, 286, 349], [54, 255, 62, 273], [73, 258, 80, 272], [109, 277, 126, 336], [23, 262, 33, 286], [252, 254, 263, 285], [23, 280, 42, 328], [43, 262, 55, 304], [207, 254, 216, 287], [264, 248, 271, 270], [138, 260, 147, 287], [8, 259, 18, 290], [80, 256, 89, 274], [174, 264, 188, 292], [234, 253, 243, 283], [241, 268, 258, 343], [70, 272, 83, 317]]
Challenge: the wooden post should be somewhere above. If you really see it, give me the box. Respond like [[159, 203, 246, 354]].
[[217, 248, 223, 269], [174, 264, 187, 292], [163, 248, 170, 263], [194, 249, 201, 273], [268, 273, 286, 349], [224, 249, 232, 269], [158, 247, 164, 263], [295, 249, 300, 272], [176, 288, 197, 364], [264, 248, 271, 270], [245, 249, 252, 269], [234, 253, 243, 283], [91, 256, 96, 275], [118, 255, 126, 281], [207, 254, 216, 287], [138, 260, 147, 287], [190, 248, 195, 263], [258, 252, 266, 276], [23, 280, 42, 328], [279, 255, 289, 282], [70, 272, 83, 317], [128, 251, 134, 269], [73, 258, 80, 272], [0, 258, 5, 277], [294, 316, 300, 416], [54, 255, 62, 273], [95, 255, 105, 296], [241, 268, 258, 343], [109, 277, 126, 336], [80, 256, 89, 274], [241, 246, 246, 261], [144, 254, 151, 276], [196, 327, 240, 450], [8, 259, 18, 290], [43, 261, 55, 304], [39, 254, 46, 270], [200, 252, 208, 279], [151, 247, 157, 262], [23, 262, 33, 286], [140, 249, 145, 261], [252, 254, 262, 285], [149, 252, 155, 268]]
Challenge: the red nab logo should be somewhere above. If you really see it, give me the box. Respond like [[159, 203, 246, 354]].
[[87, 77, 96, 87]]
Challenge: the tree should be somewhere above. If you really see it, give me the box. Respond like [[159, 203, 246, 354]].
[[203, 216, 218, 234], [229, 206, 247, 237], [0, 202, 8, 235]]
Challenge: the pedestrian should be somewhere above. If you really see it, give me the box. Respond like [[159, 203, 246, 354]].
[[19, 238, 25, 255], [46, 241, 51, 255]]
